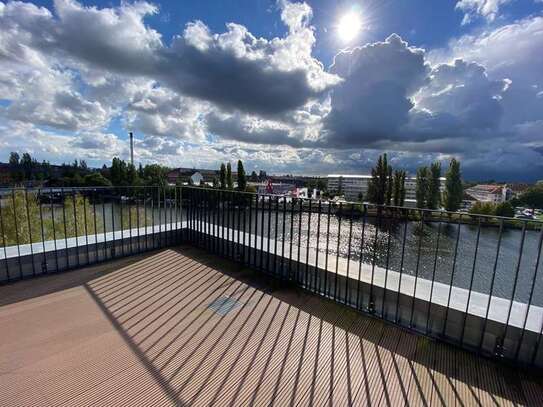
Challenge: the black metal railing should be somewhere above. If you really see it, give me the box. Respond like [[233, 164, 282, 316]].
[[1, 185, 542, 369], [181, 186, 543, 369], [0, 186, 184, 282]]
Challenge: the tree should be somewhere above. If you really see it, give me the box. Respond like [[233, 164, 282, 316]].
[[219, 163, 226, 189], [416, 166, 429, 209], [495, 202, 514, 218], [237, 160, 247, 191], [9, 152, 20, 166], [443, 158, 463, 212], [393, 170, 406, 206], [83, 173, 112, 187], [368, 153, 390, 205], [386, 165, 393, 205], [519, 186, 543, 211], [21, 153, 34, 180], [226, 162, 233, 189], [469, 202, 495, 216], [250, 170, 258, 182], [9, 152, 23, 183], [427, 161, 441, 209]]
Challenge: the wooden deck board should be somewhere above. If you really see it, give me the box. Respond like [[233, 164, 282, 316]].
[[1, 246, 542, 407]]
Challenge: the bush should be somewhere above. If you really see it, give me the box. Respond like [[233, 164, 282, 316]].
[[494, 202, 514, 218], [468, 202, 496, 216]]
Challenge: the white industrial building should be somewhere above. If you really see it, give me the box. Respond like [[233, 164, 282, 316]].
[[327, 174, 446, 205]]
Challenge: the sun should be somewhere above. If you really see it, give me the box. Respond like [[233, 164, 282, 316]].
[[337, 12, 362, 43]]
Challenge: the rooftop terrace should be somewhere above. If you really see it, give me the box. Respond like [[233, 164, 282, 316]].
[[1, 246, 542, 406]]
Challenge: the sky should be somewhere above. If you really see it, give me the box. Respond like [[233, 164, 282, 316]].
[[0, 0, 542, 181]]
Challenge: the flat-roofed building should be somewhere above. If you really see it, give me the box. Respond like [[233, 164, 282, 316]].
[[327, 174, 446, 205]]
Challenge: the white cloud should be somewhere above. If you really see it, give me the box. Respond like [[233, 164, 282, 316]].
[[455, 0, 512, 24]]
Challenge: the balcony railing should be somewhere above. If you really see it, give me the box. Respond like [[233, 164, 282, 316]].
[[1, 185, 542, 369]]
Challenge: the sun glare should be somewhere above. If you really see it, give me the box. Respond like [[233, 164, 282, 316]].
[[337, 12, 362, 42]]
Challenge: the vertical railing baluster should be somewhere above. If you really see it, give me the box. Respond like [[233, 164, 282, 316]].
[[38, 189, 47, 272], [442, 214, 462, 337], [314, 200, 322, 293], [460, 217, 483, 346], [478, 219, 504, 353], [516, 223, 543, 362], [266, 194, 272, 272], [324, 202, 331, 298], [274, 195, 279, 276], [281, 196, 287, 281], [334, 202, 342, 302], [120, 187, 125, 255], [425, 212, 443, 334], [101, 190, 108, 260], [369, 206, 381, 313], [394, 212, 409, 323], [11, 190, 23, 278], [60, 188, 69, 269], [111, 188, 117, 256], [50, 190, 59, 272], [409, 210, 426, 328], [345, 203, 354, 305], [260, 194, 265, 270], [128, 187, 133, 254], [72, 190, 80, 267], [0, 201, 10, 281], [82, 189, 90, 265], [92, 189, 98, 262], [297, 198, 303, 283], [151, 188, 155, 250], [24, 189, 36, 277], [248, 192, 253, 267], [305, 198, 312, 288], [289, 196, 295, 281], [500, 221, 527, 352], [382, 214, 393, 319], [243, 192, 247, 264], [356, 205, 368, 310]]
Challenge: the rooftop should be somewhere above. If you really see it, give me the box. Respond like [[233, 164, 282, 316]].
[[1, 246, 541, 406]]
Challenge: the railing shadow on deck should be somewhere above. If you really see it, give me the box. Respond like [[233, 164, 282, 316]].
[[75, 246, 541, 406]]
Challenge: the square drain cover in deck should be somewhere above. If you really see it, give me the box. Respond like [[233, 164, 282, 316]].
[[208, 297, 242, 316]]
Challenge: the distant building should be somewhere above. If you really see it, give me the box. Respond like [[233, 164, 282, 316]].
[[166, 167, 222, 185], [253, 181, 296, 196], [464, 184, 512, 203], [327, 174, 445, 204], [190, 172, 204, 186]]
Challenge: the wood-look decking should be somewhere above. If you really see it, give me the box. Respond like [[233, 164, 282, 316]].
[[0, 247, 541, 406]]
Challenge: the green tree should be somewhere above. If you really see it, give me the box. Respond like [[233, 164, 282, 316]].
[[226, 162, 233, 189], [9, 152, 23, 183], [519, 185, 543, 210], [20, 153, 34, 180], [494, 202, 515, 218], [393, 170, 406, 206], [84, 172, 112, 187], [416, 166, 429, 209], [143, 164, 167, 187], [386, 165, 393, 205], [443, 158, 463, 212], [219, 163, 226, 189], [368, 153, 390, 205], [237, 160, 247, 191], [427, 161, 442, 209], [469, 202, 496, 216], [250, 170, 258, 182]]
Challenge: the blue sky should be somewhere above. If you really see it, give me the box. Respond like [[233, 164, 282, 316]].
[[0, 0, 542, 181]]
